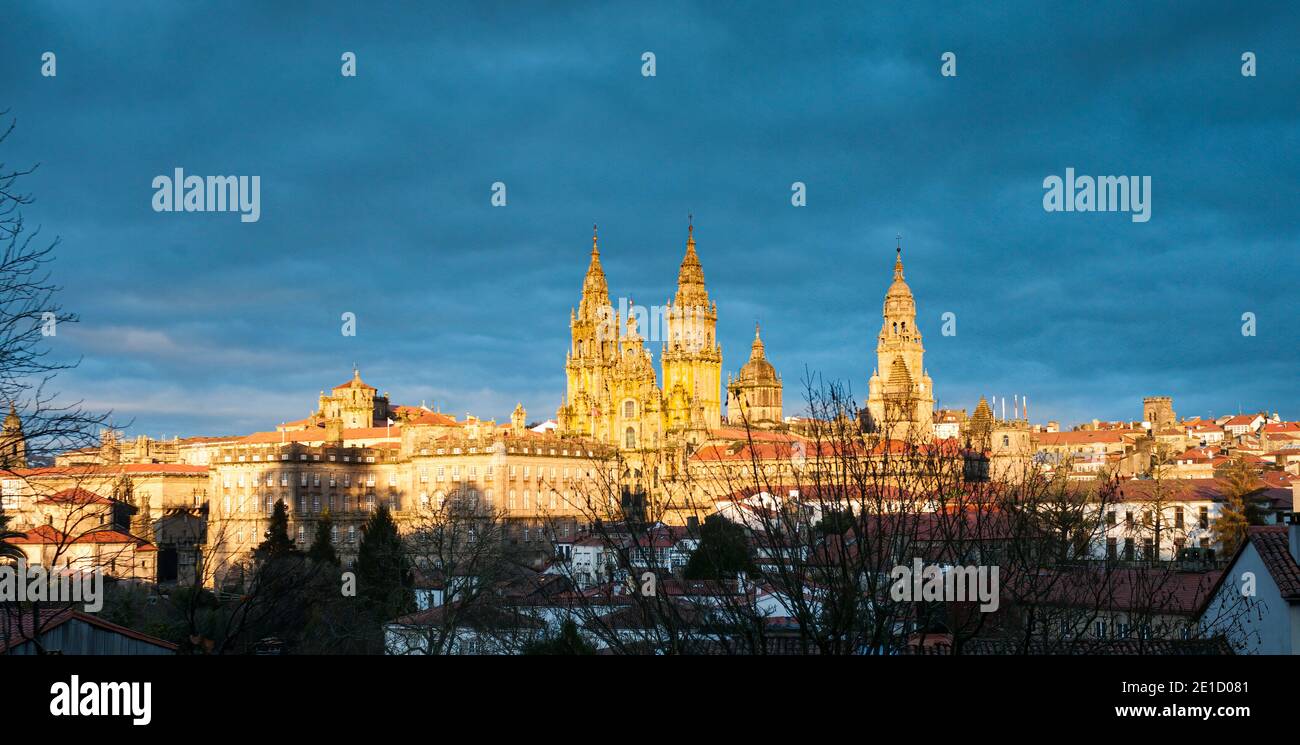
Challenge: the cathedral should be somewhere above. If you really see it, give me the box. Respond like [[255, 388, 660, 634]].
[[556, 227, 957, 459], [556, 223, 728, 457]]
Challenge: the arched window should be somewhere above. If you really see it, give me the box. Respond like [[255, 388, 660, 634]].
[[893, 322, 898, 334], [1002, 435, 1010, 447], [625, 427, 637, 448]]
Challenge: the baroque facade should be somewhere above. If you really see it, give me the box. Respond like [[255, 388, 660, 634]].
[[556, 223, 724, 457]]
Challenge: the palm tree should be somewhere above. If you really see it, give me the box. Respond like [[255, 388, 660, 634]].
[[0, 510, 26, 561]]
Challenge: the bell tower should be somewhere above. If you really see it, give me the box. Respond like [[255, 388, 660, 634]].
[[1, 403, 26, 468], [865, 242, 934, 440], [661, 219, 722, 431], [561, 225, 617, 440]]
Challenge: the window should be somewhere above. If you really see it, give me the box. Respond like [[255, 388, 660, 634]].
[[348, 525, 356, 543], [1198, 507, 1209, 529], [300, 473, 308, 487], [1123, 538, 1135, 561], [1106, 538, 1117, 560], [623, 400, 635, 419], [509, 490, 517, 510], [280, 473, 289, 487], [626, 427, 637, 448], [1001, 435, 1009, 447], [297, 526, 305, 543], [313, 496, 320, 513], [1106, 511, 1116, 526]]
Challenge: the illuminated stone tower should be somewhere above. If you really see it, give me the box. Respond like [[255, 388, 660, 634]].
[[865, 244, 934, 439], [661, 221, 722, 432], [560, 226, 614, 440], [1143, 396, 1176, 430], [726, 323, 783, 428], [1, 403, 26, 468]]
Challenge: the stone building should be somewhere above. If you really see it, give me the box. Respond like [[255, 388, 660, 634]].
[[726, 324, 783, 429], [864, 246, 935, 440], [1, 404, 25, 469]]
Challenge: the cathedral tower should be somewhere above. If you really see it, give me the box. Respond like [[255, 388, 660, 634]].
[[865, 244, 934, 440], [2, 403, 26, 469], [661, 221, 722, 431], [561, 225, 618, 440], [727, 324, 783, 428]]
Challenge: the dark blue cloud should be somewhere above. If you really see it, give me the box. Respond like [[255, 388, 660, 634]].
[[1, 0, 1296, 437]]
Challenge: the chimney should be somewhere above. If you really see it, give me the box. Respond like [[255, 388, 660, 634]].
[[1289, 512, 1300, 569]]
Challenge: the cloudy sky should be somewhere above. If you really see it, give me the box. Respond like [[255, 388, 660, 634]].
[[1, 1, 1296, 438]]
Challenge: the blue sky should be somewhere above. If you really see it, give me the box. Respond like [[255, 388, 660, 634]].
[[2, 1, 1296, 437]]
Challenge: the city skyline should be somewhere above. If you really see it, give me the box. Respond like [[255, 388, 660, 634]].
[[1, 1, 1295, 438]]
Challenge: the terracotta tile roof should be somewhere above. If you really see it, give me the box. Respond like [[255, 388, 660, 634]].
[[239, 426, 401, 444], [4, 464, 208, 478], [1247, 526, 1300, 599], [1034, 430, 1134, 446], [36, 488, 113, 505], [4, 525, 155, 550], [1113, 478, 1238, 503]]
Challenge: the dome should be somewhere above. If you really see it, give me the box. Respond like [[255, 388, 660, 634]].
[[737, 324, 779, 384]]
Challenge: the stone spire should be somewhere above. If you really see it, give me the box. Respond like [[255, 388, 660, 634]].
[[674, 218, 710, 308], [865, 240, 934, 439], [967, 396, 994, 448], [579, 223, 611, 318]]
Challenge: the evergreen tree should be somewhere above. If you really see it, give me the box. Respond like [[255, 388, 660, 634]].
[[254, 499, 300, 563], [0, 510, 25, 560], [683, 514, 754, 580], [1212, 456, 1266, 557], [522, 620, 596, 655], [355, 504, 414, 620], [308, 509, 340, 565]]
